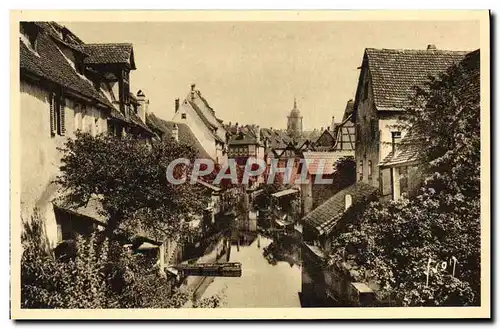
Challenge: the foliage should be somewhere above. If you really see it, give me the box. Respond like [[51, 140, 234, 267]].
[[56, 132, 209, 242], [21, 212, 222, 309], [312, 156, 356, 209], [328, 52, 480, 306]]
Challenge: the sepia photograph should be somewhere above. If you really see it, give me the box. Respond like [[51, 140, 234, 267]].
[[10, 10, 490, 319]]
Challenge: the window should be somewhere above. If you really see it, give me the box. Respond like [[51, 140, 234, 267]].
[[368, 160, 373, 180], [181, 113, 187, 120], [50, 92, 65, 137], [391, 131, 402, 153], [75, 54, 85, 75], [345, 194, 353, 210], [20, 22, 39, 52], [358, 160, 363, 181]]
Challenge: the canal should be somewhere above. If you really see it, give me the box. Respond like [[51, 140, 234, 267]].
[[198, 235, 302, 308]]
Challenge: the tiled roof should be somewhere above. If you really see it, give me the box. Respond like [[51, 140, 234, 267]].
[[20, 25, 115, 110], [312, 129, 336, 150], [128, 112, 154, 136], [183, 88, 227, 143], [260, 128, 292, 149], [227, 125, 260, 145], [303, 182, 378, 236], [379, 131, 423, 167], [379, 49, 480, 168], [82, 43, 136, 69], [146, 112, 213, 160], [364, 48, 469, 111], [302, 151, 343, 175], [53, 196, 107, 225], [302, 130, 322, 140]]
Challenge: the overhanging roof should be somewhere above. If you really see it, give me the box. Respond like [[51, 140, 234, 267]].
[[271, 188, 299, 198]]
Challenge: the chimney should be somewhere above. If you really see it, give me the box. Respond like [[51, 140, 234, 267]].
[[136, 90, 148, 123], [256, 125, 261, 143], [427, 44, 437, 50], [331, 116, 335, 131], [321, 126, 324, 131], [175, 98, 180, 113], [171, 123, 179, 142], [190, 83, 196, 101]]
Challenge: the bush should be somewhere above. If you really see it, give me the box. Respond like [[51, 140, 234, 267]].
[[21, 211, 221, 309]]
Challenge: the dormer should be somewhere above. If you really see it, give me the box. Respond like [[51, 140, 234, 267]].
[[20, 22, 40, 53]]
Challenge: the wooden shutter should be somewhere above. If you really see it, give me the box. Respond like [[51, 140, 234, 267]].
[[59, 96, 66, 136], [49, 93, 55, 136]]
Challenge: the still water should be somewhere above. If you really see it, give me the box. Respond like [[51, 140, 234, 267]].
[[200, 235, 302, 308]]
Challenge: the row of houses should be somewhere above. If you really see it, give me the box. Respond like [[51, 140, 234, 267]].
[[19, 22, 234, 285], [20, 21, 157, 250], [299, 45, 481, 307]]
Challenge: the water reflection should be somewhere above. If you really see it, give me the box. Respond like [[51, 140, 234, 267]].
[[199, 235, 302, 308]]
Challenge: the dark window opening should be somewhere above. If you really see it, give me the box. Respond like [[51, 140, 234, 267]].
[[181, 113, 187, 119], [50, 92, 65, 137], [20, 22, 40, 51], [368, 160, 372, 180], [359, 160, 363, 181], [391, 131, 402, 153]]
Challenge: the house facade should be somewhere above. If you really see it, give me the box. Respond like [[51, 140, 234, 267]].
[[20, 21, 153, 249], [172, 84, 228, 164], [300, 100, 356, 216], [377, 48, 480, 201], [226, 123, 266, 187], [301, 182, 378, 307], [352, 46, 469, 200]]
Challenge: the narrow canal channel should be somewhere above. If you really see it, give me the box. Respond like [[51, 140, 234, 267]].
[[198, 235, 302, 308]]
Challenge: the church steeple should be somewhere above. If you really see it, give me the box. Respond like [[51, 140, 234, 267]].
[[287, 97, 303, 139]]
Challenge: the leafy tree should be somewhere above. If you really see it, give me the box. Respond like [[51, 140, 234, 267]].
[[312, 156, 356, 209], [21, 211, 222, 309], [328, 51, 480, 306], [56, 132, 209, 242]]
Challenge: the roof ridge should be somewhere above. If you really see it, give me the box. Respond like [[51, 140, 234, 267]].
[[84, 42, 133, 46], [366, 47, 470, 54]]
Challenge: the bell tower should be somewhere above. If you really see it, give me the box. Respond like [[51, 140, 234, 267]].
[[287, 97, 303, 139]]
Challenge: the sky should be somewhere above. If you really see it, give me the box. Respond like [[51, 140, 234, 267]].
[[62, 20, 480, 131]]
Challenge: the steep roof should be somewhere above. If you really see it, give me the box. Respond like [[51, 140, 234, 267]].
[[379, 49, 480, 168], [260, 128, 292, 150], [227, 125, 260, 146], [379, 130, 423, 168], [20, 22, 149, 136], [342, 99, 354, 121], [358, 47, 469, 111], [302, 151, 343, 176], [303, 182, 378, 236], [146, 113, 213, 160], [82, 43, 136, 69], [183, 87, 227, 143], [20, 24, 114, 109]]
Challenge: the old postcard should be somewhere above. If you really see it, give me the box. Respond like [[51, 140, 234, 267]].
[[10, 10, 490, 320]]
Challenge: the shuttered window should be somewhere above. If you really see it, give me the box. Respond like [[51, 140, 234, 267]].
[[50, 92, 65, 137]]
